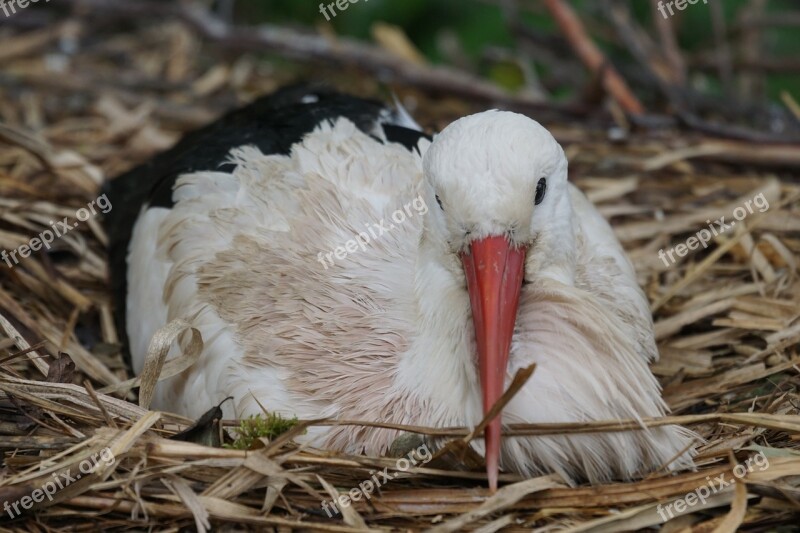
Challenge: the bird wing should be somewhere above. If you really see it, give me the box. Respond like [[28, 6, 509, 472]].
[[173, 119, 430, 422], [568, 184, 658, 362], [108, 87, 431, 418], [105, 85, 427, 365], [501, 185, 686, 483]]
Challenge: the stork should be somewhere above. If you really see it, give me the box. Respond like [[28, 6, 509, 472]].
[[105, 86, 694, 490]]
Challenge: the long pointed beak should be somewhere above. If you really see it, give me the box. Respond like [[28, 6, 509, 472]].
[[460, 235, 526, 491]]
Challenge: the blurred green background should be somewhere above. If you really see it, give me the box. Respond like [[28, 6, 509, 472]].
[[235, 0, 800, 103]]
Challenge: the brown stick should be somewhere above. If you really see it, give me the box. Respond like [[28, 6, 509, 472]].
[[51, 0, 582, 120], [542, 0, 645, 116], [650, 0, 686, 84], [709, 0, 734, 97]]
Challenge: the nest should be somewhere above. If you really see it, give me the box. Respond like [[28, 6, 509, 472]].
[[1, 12, 799, 533]]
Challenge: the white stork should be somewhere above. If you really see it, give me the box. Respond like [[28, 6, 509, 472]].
[[106, 86, 694, 490]]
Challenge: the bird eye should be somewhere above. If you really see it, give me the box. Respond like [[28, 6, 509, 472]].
[[534, 178, 547, 205], [435, 194, 444, 210]]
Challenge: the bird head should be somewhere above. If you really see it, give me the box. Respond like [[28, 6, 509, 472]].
[[421, 110, 571, 490]]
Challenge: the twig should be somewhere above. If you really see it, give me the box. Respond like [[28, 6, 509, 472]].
[[738, 0, 768, 98], [0, 341, 47, 366], [709, 0, 734, 97], [604, 2, 800, 144], [271, 410, 800, 438], [690, 56, 800, 74], [52, 0, 583, 120], [650, 0, 685, 85], [542, 0, 645, 116], [605, 2, 683, 106], [731, 11, 800, 30]]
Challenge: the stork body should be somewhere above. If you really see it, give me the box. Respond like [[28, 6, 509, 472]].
[[106, 86, 694, 487]]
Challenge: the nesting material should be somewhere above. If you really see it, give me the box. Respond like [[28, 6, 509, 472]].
[[0, 21, 798, 532]]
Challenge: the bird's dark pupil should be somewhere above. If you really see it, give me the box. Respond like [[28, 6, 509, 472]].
[[435, 194, 444, 210], [535, 178, 547, 205]]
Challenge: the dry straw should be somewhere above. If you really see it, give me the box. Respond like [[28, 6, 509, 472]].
[[0, 17, 798, 532]]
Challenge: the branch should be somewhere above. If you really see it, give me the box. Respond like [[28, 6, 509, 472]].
[[604, 1, 800, 144], [52, 0, 583, 120], [649, 0, 686, 85], [542, 0, 645, 116]]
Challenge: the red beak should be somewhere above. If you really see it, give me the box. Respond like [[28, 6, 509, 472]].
[[460, 235, 527, 491]]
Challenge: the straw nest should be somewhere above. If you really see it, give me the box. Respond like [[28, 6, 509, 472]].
[[1, 19, 799, 533]]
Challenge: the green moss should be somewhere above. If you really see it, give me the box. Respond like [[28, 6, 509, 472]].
[[225, 413, 300, 450]]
